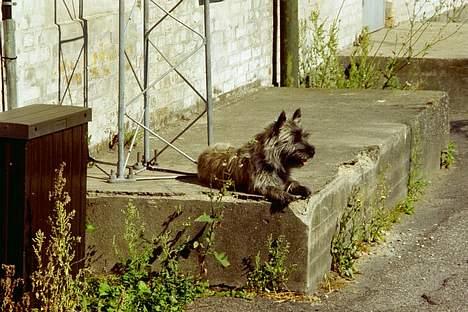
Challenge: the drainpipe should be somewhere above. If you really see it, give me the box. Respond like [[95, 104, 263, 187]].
[[279, 0, 299, 87], [2, 0, 17, 110]]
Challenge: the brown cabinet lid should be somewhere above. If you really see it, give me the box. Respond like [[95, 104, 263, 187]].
[[0, 104, 92, 139]]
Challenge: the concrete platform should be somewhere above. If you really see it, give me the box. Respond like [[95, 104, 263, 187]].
[[343, 15, 468, 115], [87, 88, 448, 293]]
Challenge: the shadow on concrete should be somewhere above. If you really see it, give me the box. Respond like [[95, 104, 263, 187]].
[[450, 120, 468, 138]]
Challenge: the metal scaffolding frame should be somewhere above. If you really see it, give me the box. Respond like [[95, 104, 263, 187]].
[[54, 0, 88, 107], [106, 0, 213, 182]]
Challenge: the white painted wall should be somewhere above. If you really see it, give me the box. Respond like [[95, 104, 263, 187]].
[[9, 0, 273, 146], [387, 0, 467, 25], [3, 0, 465, 145]]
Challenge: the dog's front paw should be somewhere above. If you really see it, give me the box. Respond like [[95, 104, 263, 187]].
[[296, 185, 312, 198], [273, 192, 295, 206], [288, 182, 312, 198]]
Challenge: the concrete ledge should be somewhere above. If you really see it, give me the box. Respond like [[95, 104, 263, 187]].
[[86, 88, 449, 293]]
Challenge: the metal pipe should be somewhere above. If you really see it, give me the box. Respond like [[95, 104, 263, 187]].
[[117, 0, 126, 179], [155, 109, 206, 158], [0, 23, 5, 112], [203, 0, 214, 145], [272, 0, 279, 87], [146, 0, 185, 36], [136, 175, 191, 181], [79, 0, 89, 108], [2, 0, 17, 110], [143, 0, 150, 164], [125, 37, 204, 108], [125, 113, 197, 163], [148, 39, 206, 101]]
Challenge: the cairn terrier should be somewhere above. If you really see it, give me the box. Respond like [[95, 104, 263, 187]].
[[197, 108, 315, 206]]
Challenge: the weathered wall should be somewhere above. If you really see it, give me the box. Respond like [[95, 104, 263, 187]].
[[5, 0, 463, 144], [386, 0, 467, 25], [299, 0, 363, 50], [10, 0, 273, 145]]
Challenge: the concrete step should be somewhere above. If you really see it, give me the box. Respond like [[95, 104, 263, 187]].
[[87, 88, 448, 293]]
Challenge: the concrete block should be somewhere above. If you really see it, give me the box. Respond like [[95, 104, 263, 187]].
[[87, 88, 449, 294]]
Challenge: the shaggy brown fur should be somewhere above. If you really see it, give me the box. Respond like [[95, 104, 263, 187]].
[[197, 108, 315, 206]]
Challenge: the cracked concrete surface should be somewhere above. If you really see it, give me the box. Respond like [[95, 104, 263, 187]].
[[187, 105, 468, 312]]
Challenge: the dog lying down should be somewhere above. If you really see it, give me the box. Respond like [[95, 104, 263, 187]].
[[197, 108, 315, 207]]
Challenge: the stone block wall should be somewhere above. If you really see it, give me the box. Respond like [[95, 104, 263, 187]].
[[3, 0, 461, 145], [9, 0, 273, 145], [299, 0, 363, 49]]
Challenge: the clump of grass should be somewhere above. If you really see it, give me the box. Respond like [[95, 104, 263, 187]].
[[398, 137, 428, 215], [331, 162, 428, 278], [246, 234, 293, 292], [331, 187, 364, 279], [440, 141, 457, 169]]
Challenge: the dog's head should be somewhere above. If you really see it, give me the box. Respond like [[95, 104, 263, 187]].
[[262, 108, 316, 169]]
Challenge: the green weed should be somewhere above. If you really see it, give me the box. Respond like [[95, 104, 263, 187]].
[[31, 162, 84, 312], [399, 137, 428, 215], [331, 187, 364, 279], [440, 141, 457, 169], [246, 235, 293, 292], [1, 265, 30, 312], [82, 201, 209, 312], [300, 0, 465, 90]]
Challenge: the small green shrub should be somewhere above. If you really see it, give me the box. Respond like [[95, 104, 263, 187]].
[[82, 201, 210, 312], [399, 138, 428, 215], [300, 0, 466, 91], [299, 9, 343, 88], [1, 265, 30, 312], [31, 162, 84, 312], [246, 235, 293, 292], [195, 183, 232, 276], [331, 165, 427, 279], [441, 141, 457, 169], [331, 187, 364, 279]]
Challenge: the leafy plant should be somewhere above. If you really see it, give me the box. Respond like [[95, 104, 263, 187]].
[[398, 137, 428, 215], [82, 201, 209, 312], [299, 9, 344, 88], [440, 141, 457, 168], [31, 162, 84, 312], [194, 182, 232, 275], [363, 173, 390, 244], [331, 187, 364, 279], [344, 27, 380, 89], [246, 235, 293, 292], [300, 0, 466, 90], [1, 265, 30, 312]]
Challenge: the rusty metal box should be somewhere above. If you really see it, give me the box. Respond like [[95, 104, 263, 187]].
[[0, 104, 92, 278]]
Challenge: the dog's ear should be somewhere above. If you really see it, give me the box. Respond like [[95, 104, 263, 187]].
[[292, 108, 302, 124], [274, 111, 287, 132]]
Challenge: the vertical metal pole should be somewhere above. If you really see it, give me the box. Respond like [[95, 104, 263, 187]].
[[79, 0, 88, 108], [117, 0, 126, 179], [2, 0, 17, 110], [203, 0, 214, 145], [279, 0, 299, 87], [0, 24, 5, 111], [143, 0, 150, 163], [272, 0, 279, 87]]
